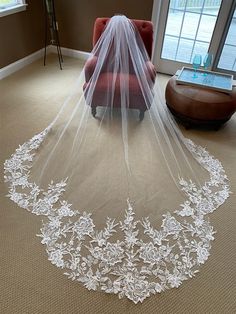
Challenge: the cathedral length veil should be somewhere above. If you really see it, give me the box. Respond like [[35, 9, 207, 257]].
[[4, 15, 230, 303]]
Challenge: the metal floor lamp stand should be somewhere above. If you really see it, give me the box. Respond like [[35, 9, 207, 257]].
[[43, 0, 63, 70]]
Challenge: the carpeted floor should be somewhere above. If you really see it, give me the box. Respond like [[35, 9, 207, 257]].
[[0, 54, 235, 314]]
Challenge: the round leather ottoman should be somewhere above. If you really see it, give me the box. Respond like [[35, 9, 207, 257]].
[[165, 76, 236, 128]]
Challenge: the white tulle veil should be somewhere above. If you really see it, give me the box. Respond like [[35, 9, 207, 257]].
[[4, 15, 230, 303]]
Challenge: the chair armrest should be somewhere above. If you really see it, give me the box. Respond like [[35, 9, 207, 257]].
[[84, 56, 98, 82], [145, 61, 156, 82]]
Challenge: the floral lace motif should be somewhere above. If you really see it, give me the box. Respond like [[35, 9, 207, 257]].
[[4, 128, 230, 303]]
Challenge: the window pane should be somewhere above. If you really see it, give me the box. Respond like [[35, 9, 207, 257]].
[[217, 6, 236, 72], [218, 45, 236, 71], [225, 16, 236, 46], [202, 0, 221, 15], [0, 0, 18, 8], [161, 0, 222, 63], [181, 12, 200, 39], [197, 15, 217, 42], [162, 36, 178, 60], [191, 41, 209, 61], [175, 38, 194, 62], [169, 0, 186, 11], [165, 11, 184, 37], [186, 0, 204, 13]]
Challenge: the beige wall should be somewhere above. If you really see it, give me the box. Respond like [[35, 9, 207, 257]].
[[56, 0, 154, 52], [0, 0, 45, 68], [0, 0, 154, 68]]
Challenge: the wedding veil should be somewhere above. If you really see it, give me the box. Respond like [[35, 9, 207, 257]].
[[4, 15, 230, 303]]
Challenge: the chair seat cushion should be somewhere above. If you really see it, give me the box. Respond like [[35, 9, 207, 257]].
[[84, 73, 152, 110]]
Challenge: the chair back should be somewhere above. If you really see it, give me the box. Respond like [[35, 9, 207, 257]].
[[92, 17, 153, 59]]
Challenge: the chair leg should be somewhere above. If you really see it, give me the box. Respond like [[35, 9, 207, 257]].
[[139, 110, 145, 121], [91, 106, 97, 117]]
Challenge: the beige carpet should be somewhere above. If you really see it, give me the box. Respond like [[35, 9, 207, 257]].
[[0, 54, 235, 314]]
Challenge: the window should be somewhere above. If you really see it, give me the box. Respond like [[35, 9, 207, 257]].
[[216, 4, 236, 73], [0, 0, 18, 9], [152, 0, 235, 76], [0, 0, 27, 17], [161, 0, 222, 63]]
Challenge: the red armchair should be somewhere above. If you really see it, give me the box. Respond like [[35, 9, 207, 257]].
[[83, 17, 156, 120]]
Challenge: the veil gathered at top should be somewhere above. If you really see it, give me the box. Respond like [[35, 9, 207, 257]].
[[4, 15, 230, 303]]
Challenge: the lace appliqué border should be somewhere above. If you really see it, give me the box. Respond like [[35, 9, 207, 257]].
[[4, 127, 230, 303]]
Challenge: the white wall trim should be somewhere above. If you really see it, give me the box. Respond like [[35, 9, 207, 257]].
[[0, 48, 45, 80], [49, 45, 91, 61], [0, 45, 90, 80]]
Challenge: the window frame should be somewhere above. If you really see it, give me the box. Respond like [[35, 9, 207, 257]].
[[0, 0, 27, 17], [151, 0, 235, 76]]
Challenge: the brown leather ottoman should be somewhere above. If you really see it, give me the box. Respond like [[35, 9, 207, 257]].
[[165, 76, 236, 128]]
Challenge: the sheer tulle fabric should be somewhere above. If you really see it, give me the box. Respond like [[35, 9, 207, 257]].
[[4, 16, 230, 303], [32, 16, 203, 212]]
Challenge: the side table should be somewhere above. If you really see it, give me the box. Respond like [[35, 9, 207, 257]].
[[165, 76, 236, 129]]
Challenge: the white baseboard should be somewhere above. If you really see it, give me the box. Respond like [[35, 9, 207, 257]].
[[0, 48, 45, 80], [0, 45, 90, 80], [49, 45, 91, 61]]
